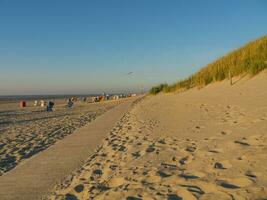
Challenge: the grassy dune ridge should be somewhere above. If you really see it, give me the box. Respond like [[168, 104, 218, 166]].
[[150, 35, 267, 94]]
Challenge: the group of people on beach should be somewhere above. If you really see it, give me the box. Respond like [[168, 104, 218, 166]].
[[44, 99, 75, 111], [20, 93, 136, 112]]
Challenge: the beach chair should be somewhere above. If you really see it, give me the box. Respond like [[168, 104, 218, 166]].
[[40, 100, 46, 107], [46, 101, 54, 112], [20, 101, 26, 108]]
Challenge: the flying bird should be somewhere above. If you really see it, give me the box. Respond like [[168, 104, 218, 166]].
[[125, 72, 133, 75]]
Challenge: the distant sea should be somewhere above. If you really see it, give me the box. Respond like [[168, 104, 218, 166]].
[[0, 94, 100, 102]]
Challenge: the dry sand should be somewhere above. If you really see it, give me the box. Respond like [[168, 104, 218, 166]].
[[0, 97, 138, 200], [47, 71, 267, 200], [0, 99, 123, 175]]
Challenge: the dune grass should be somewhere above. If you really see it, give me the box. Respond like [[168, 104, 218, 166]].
[[150, 35, 267, 95]]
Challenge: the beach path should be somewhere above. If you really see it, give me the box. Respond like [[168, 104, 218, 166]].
[[0, 97, 137, 200]]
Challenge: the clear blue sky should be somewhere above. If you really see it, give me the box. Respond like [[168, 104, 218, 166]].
[[0, 0, 266, 95]]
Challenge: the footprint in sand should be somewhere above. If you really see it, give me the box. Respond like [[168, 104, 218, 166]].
[[217, 177, 253, 189], [214, 160, 232, 169], [146, 146, 155, 153], [131, 151, 141, 158], [118, 145, 127, 152], [179, 170, 206, 180], [126, 196, 142, 200], [180, 185, 205, 199], [65, 193, 78, 200], [221, 129, 232, 135], [108, 177, 125, 187], [74, 184, 84, 193], [234, 138, 250, 146], [156, 170, 172, 178], [245, 170, 260, 179], [157, 138, 166, 144], [208, 148, 223, 154], [200, 193, 232, 200], [234, 135, 263, 147], [179, 155, 193, 165], [92, 169, 103, 177], [174, 187, 197, 200], [144, 174, 161, 184], [237, 155, 248, 161], [160, 163, 178, 170], [167, 194, 183, 200], [186, 146, 197, 153]]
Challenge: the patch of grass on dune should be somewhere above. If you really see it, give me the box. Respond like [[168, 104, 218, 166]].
[[150, 35, 267, 95]]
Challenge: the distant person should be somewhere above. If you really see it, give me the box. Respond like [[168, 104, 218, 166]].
[[67, 98, 73, 108], [34, 100, 38, 107], [40, 100, 46, 107], [46, 101, 54, 112]]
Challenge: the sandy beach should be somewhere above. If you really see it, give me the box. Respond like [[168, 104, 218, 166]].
[[0, 98, 124, 175], [1, 1, 266, 199], [45, 71, 267, 200]]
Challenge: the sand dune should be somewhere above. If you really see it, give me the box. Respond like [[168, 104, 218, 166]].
[[47, 71, 267, 200]]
